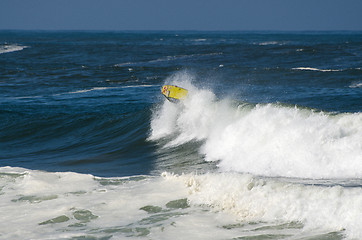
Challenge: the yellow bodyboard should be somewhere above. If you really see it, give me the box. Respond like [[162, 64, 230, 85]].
[[162, 85, 188, 102]]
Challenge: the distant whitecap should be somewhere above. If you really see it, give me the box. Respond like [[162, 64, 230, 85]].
[[0, 44, 29, 54], [292, 67, 341, 72]]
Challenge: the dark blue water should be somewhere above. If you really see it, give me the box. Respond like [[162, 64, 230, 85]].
[[1, 31, 361, 177]]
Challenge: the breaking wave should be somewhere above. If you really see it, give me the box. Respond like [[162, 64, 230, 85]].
[[0, 44, 28, 54], [150, 72, 362, 179], [292, 67, 342, 72], [349, 81, 362, 88]]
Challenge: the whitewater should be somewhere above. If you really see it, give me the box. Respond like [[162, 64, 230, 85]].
[[1, 168, 362, 239], [0, 44, 28, 54], [151, 74, 362, 179], [1, 31, 362, 240], [2, 75, 361, 239]]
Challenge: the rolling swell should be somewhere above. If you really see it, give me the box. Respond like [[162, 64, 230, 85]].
[[1, 98, 155, 177]]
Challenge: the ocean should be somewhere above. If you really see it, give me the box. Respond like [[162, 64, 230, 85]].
[[0, 31, 361, 240]]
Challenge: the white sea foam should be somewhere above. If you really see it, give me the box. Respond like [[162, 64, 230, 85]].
[[12, 95, 43, 100], [0, 167, 187, 239], [192, 39, 207, 42], [1, 167, 361, 239], [349, 81, 362, 88], [150, 72, 362, 179], [173, 172, 362, 239], [258, 41, 279, 45], [67, 87, 114, 94], [256, 41, 288, 46], [292, 67, 342, 72], [122, 84, 155, 88], [0, 44, 28, 54]]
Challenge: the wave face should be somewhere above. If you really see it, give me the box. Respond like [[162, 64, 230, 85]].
[[150, 72, 362, 179], [0, 86, 156, 177]]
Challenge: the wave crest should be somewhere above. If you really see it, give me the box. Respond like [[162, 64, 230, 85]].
[[0, 44, 28, 54], [292, 67, 341, 72], [150, 72, 362, 179]]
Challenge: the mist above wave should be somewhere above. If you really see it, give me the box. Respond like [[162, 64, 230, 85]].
[[150, 72, 362, 179]]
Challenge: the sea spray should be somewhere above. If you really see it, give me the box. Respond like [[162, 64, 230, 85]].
[[2, 30, 362, 240], [150, 74, 362, 179]]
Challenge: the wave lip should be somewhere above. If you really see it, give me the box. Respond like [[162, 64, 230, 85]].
[[0, 44, 28, 54]]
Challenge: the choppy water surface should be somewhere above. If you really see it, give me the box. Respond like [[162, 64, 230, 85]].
[[1, 31, 361, 239]]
